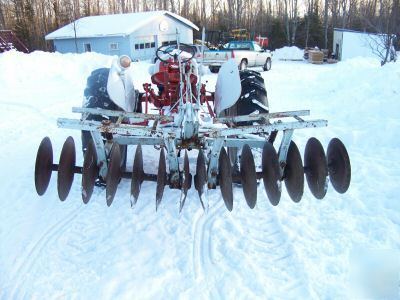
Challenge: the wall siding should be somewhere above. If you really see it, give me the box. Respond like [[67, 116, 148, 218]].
[[52, 15, 194, 61], [53, 36, 130, 56]]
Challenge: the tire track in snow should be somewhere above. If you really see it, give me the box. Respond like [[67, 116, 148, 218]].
[[191, 186, 315, 298], [3, 206, 82, 300], [226, 188, 315, 298], [192, 195, 224, 300]]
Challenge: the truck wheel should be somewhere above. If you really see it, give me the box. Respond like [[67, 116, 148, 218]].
[[223, 69, 269, 166], [263, 58, 272, 71], [239, 59, 248, 71], [81, 68, 128, 171]]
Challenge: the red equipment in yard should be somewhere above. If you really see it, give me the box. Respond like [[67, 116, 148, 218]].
[[255, 36, 269, 49]]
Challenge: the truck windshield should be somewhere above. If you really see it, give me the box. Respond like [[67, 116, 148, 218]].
[[227, 42, 252, 50]]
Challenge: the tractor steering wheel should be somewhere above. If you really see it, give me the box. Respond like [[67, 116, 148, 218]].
[[155, 43, 196, 63]]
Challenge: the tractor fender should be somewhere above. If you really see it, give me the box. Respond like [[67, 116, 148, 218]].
[[214, 59, 241, 116], [106, 57, 137, 112]]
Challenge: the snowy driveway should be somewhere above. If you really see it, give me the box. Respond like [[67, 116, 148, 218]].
[[0, 50, 399, 299]]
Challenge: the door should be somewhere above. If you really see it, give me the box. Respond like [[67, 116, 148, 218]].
[[133, 36, 156, 61], [254, 43, 265, 66]]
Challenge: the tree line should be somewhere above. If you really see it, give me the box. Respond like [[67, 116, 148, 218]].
[[0, 0, 399, 52]]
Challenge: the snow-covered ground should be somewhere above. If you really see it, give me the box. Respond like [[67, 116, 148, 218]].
[[0, 50, 399, 299]]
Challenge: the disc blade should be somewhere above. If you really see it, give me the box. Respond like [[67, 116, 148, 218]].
[[57, 136, 76, 201], [156, 148, 167, 211], [240, 144, 257, 209], [194, 149, 207, 210], [82, 139, 98, 204], [180, 150, 191, 213], [304, 137, 328, 199], [131, 144, 144, 207], [35, 137, 53, 196], [262, 142, 281, 206], [284, 141, 304, 203], [106, 143, 121, 206], [327, 138, 351, 193], [219, 147, 233, 211]]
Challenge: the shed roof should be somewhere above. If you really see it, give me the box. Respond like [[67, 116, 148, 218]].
[[46, 11, 199, 40], [333, 28, 377, 35]]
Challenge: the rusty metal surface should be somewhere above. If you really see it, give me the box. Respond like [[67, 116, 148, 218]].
[[57, 136, 76, 201], [194, 149, 207, 210], [240, 144, 257, 209], [156, 148, 167, 211], [106, 143, 122, 206], [214, 110, 310, 124], [72, 107, 174, 122], [304, 137, 328, 199], [213, 119, 328, 138], [131, 144, 144, 207], [283, 141, 304, 203], [35, 137, 53, 196], [327, 138, 351, 194], [82, 139, 99, 204], [180, 150, 192, 213], [262, 142, 282, 206], [219, 147, 233, 211]]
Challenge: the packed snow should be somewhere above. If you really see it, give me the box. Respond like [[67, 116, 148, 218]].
[[272, 46, 304, 60], [0, 49, 399, 299]]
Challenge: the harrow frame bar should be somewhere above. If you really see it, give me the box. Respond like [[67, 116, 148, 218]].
[[57, 107, 327, 189]]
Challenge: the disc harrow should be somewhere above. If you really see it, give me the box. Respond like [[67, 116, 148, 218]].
[[33, 49, 351, 212], [35, 110, 351, 212]]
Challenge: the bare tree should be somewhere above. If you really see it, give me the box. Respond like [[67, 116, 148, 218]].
[[0, 0, 6, 29], [324, 0, 329, 48]]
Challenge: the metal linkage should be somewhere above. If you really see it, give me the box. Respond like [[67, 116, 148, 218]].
[[72, 107, 174, 123], [214, 110, 310, 124]]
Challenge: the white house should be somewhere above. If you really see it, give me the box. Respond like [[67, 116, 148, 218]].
[[45, 11, 199, 60], [333, 28, 389, 61]]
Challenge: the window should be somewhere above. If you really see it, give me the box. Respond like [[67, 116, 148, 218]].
[[109, 43, 119, 50], [139, 43, 144, 49], [84, 43, 91, 52], [151, 42, 155, 48], [253, 43, 262, 52], [145, 43, 150, 49], [135, 44, 139, 50], [228, 42, 251, 50]]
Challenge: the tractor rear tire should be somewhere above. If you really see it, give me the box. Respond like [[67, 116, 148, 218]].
[[226, 69, 269, 125], [239, 59, 248, 71], [223, 69, 269, 167], [209, 66, 220, 73], [81, 68, 127, 171]]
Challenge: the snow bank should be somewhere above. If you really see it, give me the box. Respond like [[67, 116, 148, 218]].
[[273, 46, 304, 60], [0, 51, 399, 299]]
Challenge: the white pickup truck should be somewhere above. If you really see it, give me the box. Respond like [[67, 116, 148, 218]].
[[203, 41, 272, 73]]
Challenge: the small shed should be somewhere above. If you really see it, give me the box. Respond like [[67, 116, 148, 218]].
[[333, 28, 387, 61], [45, 11, 198, 60]]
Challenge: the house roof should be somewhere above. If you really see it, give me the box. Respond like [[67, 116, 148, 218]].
[[45, 11, 199, 40]]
